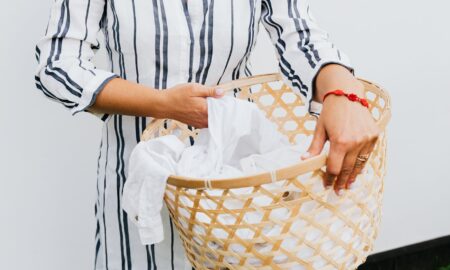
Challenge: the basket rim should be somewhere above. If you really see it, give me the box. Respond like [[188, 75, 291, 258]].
[[141, 73, 392, 189]]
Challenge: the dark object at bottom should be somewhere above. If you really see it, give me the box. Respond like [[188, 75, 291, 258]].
[[358, 235, 450, 270]]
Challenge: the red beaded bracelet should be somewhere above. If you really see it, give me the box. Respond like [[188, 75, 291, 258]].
[[323, 89, 369, 108]]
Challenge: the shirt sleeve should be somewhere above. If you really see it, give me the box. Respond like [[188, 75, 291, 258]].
[[260, 0, 354, 115], [34, 0, 118, 120]]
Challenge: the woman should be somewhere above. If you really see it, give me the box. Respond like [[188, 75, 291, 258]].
[[35, 0, 379, 269]]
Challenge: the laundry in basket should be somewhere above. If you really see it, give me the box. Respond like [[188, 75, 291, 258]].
[[122, 95, 309, 245], [129, 73, 391, 269]]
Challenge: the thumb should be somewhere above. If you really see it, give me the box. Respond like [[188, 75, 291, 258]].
[[197, 86, 225, 98], [301, 120, 326, 160]]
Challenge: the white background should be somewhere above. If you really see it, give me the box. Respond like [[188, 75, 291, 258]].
[[1, 0, 449, 269]]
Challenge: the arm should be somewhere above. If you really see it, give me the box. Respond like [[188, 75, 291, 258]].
[[35, 0, 222, 127], [260, 0, 354, 114], [89, 78, 224, 128], [261, 0, 379, 194]]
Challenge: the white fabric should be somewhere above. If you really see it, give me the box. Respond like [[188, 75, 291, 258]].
[[35, 0, 351, 270], [122, 136, 186, 245], [122, 96, 306, 245], [35, 0, 354, 268]]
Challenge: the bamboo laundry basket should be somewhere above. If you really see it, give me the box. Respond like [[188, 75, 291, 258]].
[[140, 73, 391, 270]]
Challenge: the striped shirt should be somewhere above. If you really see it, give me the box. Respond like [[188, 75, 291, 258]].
[[34, 0, 352, 269]]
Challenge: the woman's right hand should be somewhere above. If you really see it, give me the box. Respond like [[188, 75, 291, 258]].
[[159, 83, 225, 128]]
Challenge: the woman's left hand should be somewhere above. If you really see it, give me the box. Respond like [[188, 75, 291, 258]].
[[301, 65, 380, 195]]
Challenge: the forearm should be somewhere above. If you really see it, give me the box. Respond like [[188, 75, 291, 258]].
[[88, 78, 169, 118], [314, 64, 364, 103]]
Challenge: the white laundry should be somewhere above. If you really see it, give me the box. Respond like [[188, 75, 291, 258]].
[[175, 95, 301, 178], [122, 135, 186, 245], [122, 96, 306, 245], [122, 95, 380, 269]]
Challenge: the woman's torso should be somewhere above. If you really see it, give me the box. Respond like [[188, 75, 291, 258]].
[[95, 1, 263, 269]]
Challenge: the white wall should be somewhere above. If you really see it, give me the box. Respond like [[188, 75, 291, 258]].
[[1, 0, 449, 269]]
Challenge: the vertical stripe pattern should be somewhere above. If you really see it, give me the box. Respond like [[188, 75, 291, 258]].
[[34, 0, 353, 269]]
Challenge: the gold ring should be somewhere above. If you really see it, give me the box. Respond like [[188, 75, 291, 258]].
[[354, 161, 365, 168], [356, 153, 370, 162]]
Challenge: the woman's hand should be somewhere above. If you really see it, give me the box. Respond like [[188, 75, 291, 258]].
[[301, 64, 380, 195], [160, 83, 224, 128], [90, 79, 223, 125]]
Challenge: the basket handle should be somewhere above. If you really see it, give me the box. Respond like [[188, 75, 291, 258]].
[[212, 72, 282, 92], [140, 73, 284, 141], [141, 119, 165, 141], [141, 73, 391, 142], [139, 73, 391, 189]]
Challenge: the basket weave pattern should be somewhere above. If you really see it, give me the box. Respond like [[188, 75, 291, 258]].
[[141, 74, 390, 270]]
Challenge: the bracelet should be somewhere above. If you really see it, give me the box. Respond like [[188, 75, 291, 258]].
[[323, 89, 369, 108]]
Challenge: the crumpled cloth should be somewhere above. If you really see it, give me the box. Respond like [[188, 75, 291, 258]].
[[122, 96, 307, 245]]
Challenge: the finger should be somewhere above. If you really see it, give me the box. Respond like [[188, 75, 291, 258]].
[[201, 100, 209, 128], [192, 118, 208, 129], [301, 120, 326, 160], [195, 85, 224, 98], [324, 143, 346, 188], [334, 145, 363, 194], [188, 99, 209, 129], [346, 138, 378, 188]]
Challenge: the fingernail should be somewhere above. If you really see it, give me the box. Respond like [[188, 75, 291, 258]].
[[215, 88, 224, 96], [323, 175, 334, 189], [349, 177, 355, 182], [301, 152, 311, 160], [346, 178, 355, 189], [327, 174, 335, 184]]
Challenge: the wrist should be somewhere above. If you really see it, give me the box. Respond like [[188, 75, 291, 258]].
[[146, 89, 172, 119], [316, 81, 364, 102], [314, 64, 362, 102], [322, 89, 369, 109], [317, 80, 364, 105]]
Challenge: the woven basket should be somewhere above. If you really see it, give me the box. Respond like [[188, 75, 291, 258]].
[[140, 73, 391, 270]]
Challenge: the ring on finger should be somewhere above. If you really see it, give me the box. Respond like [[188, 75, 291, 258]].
[[354, 161, 366, 170], [354, 155, 369, 168], [356, 153, 370, 162]]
